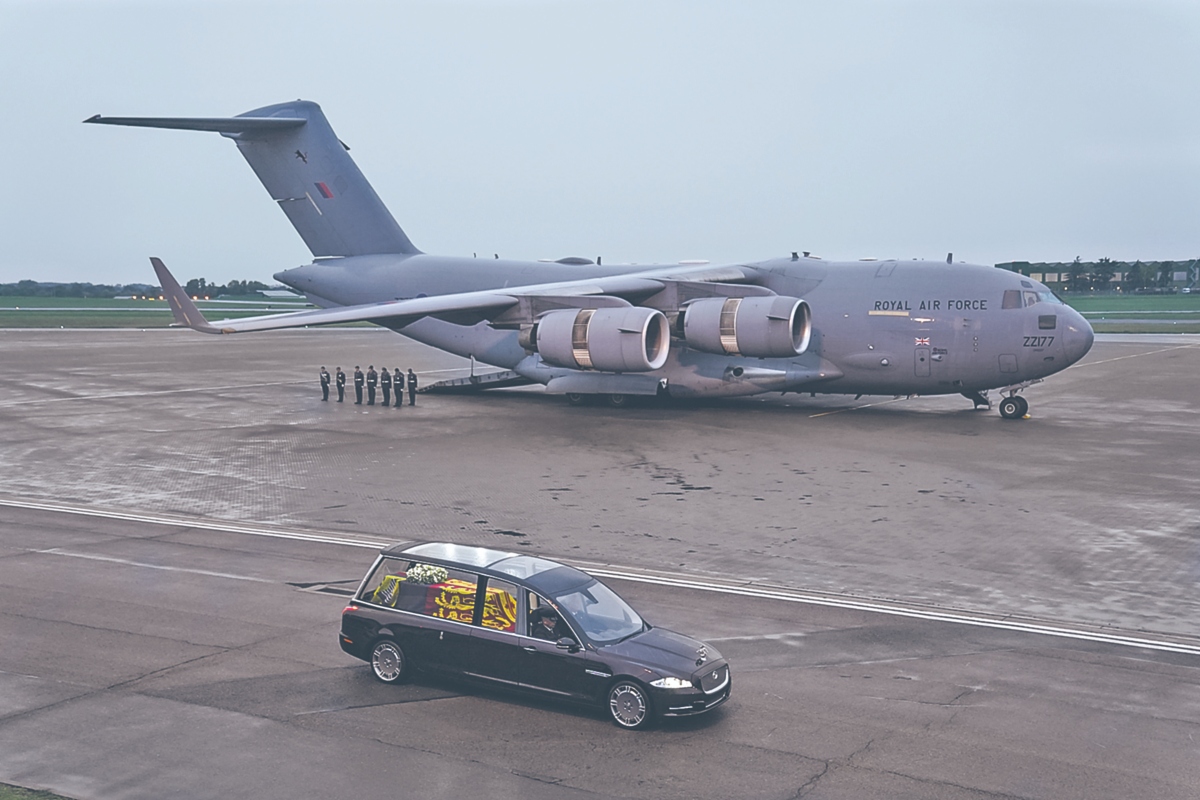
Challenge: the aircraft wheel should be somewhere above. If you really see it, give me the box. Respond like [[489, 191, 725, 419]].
[[1014, 396, 1029, 417], [566, 392, 586, 406], [998, 396, 1022, 420], [607, 393, 628, 408]]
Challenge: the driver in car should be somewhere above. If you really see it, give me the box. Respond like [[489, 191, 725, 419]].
[[531, 607, 571, 642]]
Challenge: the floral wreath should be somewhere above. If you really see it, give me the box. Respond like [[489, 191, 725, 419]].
[[407, 563, 448, 585]]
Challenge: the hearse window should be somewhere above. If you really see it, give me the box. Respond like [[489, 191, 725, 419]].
[[553, 580, 644, 644], [359, 558, 479, 624], [479, 577, 520, 632], [527, 591, 578, 643], [359, 558, 409, 605], [1002, 290, 1021, 309], [490, 555, 561, 580]]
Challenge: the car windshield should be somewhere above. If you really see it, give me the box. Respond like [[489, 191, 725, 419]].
[[553, 580, 645, 644]]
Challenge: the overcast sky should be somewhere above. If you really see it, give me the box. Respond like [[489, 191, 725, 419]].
[[3, 0, 1199, 286]]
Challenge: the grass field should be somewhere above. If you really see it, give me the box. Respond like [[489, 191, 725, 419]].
[[0, 783, 70, 800], [0, 295, 311, 328], [1063, 293, 1200, 313], [2, 293, 1198, 332], [1063, 292, 1200, 332]]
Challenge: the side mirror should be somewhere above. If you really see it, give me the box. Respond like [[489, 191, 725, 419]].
[[555, 636, 580, 653]]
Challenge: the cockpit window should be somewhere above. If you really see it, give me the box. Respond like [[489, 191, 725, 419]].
[[1005, 288, 1065, 309]]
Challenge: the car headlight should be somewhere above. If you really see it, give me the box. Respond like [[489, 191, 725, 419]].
[[650, 676, 693, 689]]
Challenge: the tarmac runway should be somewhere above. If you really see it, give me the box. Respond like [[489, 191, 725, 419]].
[[0, 329, 1198, 799]]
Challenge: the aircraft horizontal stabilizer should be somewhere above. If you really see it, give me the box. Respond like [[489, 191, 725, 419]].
[[85, 115, 305, 136]]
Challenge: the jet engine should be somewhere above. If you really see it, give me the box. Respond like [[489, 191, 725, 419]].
[[681, 296, 811, 358], [533, 307, 670, 372]]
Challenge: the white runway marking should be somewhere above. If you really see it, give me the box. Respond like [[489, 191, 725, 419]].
[[580, 566, 1200, 657], [35, 548, 273, 583], [1069, 342, 1200, 370], [0, 381, 309, 408], [6, 497, 1200, 657], [0, 497, 387, 549]]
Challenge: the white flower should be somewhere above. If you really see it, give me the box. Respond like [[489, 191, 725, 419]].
[[407, 563, 448, 585]]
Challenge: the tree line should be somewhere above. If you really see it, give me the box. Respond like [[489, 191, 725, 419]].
[[182, 278, 273, 297], [0, 280, 159, 298], [1001, 258, 1198, 293], [0, 279, 278, 298]]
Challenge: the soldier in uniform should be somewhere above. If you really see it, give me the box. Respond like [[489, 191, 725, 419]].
[[393, 368, 404, 408], [380, 365, 392, 407], [319, 366, 330, 401], [335, 367, 346, 402], [353, 366, 364, 405], [407, 368, 418, 406], [366, 365, 378, 405]]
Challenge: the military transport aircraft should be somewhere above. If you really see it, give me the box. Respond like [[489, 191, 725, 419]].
[[86, 100, 1093, 418]]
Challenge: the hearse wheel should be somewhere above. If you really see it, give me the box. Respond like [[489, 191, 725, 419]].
[[608, 680, 653, 729], [370, 639, 408, 684], [606, 393, 628, 408], [565, 392, 586, 406], [998, 396, 1024, 420]]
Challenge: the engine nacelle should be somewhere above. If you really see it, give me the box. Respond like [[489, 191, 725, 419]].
[[535, 307, 670, 372], [681, 295, 810, 358]]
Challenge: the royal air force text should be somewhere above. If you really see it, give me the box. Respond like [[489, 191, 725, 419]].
[[872, 299, 987, 312]]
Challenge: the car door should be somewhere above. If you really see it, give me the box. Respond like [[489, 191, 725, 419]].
[[385, 561, 479, 675], [518, 592, 610, 702], [463, 577, 524, 687]]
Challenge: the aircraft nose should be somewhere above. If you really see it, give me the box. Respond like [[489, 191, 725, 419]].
[[1062, 308, 1094, 365]]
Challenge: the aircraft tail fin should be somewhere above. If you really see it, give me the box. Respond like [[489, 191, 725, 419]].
[[87, 101, 420, 258], [150, 257, 221, 334]]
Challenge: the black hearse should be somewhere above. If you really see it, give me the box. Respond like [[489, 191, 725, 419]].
[[340, 542, 731, 729]]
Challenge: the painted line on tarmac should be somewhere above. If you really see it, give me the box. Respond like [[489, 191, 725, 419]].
[[0, 497, 387, 550], [0, 381, 310, 408], [807, 397, 907, 418], [582, 567, 1200, 657], [1069, 342, 1200, 370], [7, 496, 1200, 657], [35, 548, 274, 583]]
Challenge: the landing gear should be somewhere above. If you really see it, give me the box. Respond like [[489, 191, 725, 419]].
[[999, 395, 1029, 420], [961, 390, 991, 410], [563, 392, 629, 407]]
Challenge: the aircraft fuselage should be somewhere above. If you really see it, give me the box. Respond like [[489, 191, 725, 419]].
[[276, 253, 1094, 400]]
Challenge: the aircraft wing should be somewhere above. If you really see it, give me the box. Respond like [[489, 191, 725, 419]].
[[150, 258, 762, 334]]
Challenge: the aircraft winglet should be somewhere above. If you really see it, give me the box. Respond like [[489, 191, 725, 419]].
[[150, 258, 223, 333]]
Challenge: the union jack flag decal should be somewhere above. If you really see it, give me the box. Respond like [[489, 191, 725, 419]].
[[915, 337, 930, 346]]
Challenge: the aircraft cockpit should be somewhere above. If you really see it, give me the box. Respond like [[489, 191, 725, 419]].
[[1002, 288, 1065, 309]]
